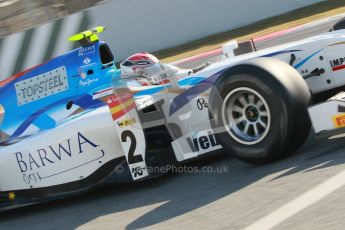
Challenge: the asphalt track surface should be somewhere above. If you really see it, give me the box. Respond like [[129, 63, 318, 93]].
[[2, 15, 345, 230]]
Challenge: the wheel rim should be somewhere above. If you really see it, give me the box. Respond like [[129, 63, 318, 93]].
[[221, 87, 271, 145]]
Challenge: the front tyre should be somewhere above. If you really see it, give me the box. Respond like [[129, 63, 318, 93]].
[[221, 87, 271, 145], [209, 58, 311, 164]]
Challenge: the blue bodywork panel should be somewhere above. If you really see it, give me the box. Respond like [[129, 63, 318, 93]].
[[0, 41, 121, 140]]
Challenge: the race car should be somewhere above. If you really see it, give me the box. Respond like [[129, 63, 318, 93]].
[[1, 19, 345, 209]]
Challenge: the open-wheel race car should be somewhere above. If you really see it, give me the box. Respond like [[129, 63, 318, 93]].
[[1, 20, 345, 209]]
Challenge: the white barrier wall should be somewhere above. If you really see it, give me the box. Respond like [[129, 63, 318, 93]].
[[0, 0, 325, 79], [91, 0, 325, 60]]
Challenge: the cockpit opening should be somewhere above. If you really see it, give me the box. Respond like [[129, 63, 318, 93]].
[[99, 44, 114, 65]]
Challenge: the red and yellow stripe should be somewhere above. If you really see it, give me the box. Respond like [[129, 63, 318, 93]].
[[105, 91, 136, 120]]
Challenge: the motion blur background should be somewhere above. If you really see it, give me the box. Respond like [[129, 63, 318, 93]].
[[0, 0, 103, 36], [0, 0, 324, 80]]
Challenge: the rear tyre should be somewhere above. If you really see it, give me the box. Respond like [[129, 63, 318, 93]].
[[209, 58, 311, 164]]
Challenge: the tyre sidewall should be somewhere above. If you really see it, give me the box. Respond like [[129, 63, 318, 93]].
[[209, 62, 310, 163]]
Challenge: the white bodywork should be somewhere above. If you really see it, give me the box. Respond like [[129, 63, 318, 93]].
[[202, 31, 345, 94], [0, 107, 123, 190], [2, 30, 345, 194]]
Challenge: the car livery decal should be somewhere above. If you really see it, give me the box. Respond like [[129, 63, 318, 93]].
[[261, 50, 302, 58], [8, 94, 104, 140], [106, 93, 136, 120], [330, 58, 345, 72], [293, 49, 323, 69], [327, 42, 345, 72], [169, 69, 226, 116], [133, 76, 205, 97]]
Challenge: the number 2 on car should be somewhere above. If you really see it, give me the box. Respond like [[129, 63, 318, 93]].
[[105, 89, 149, 180]]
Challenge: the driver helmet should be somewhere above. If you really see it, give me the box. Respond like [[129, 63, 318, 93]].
[[120, 52, 163, 78]]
